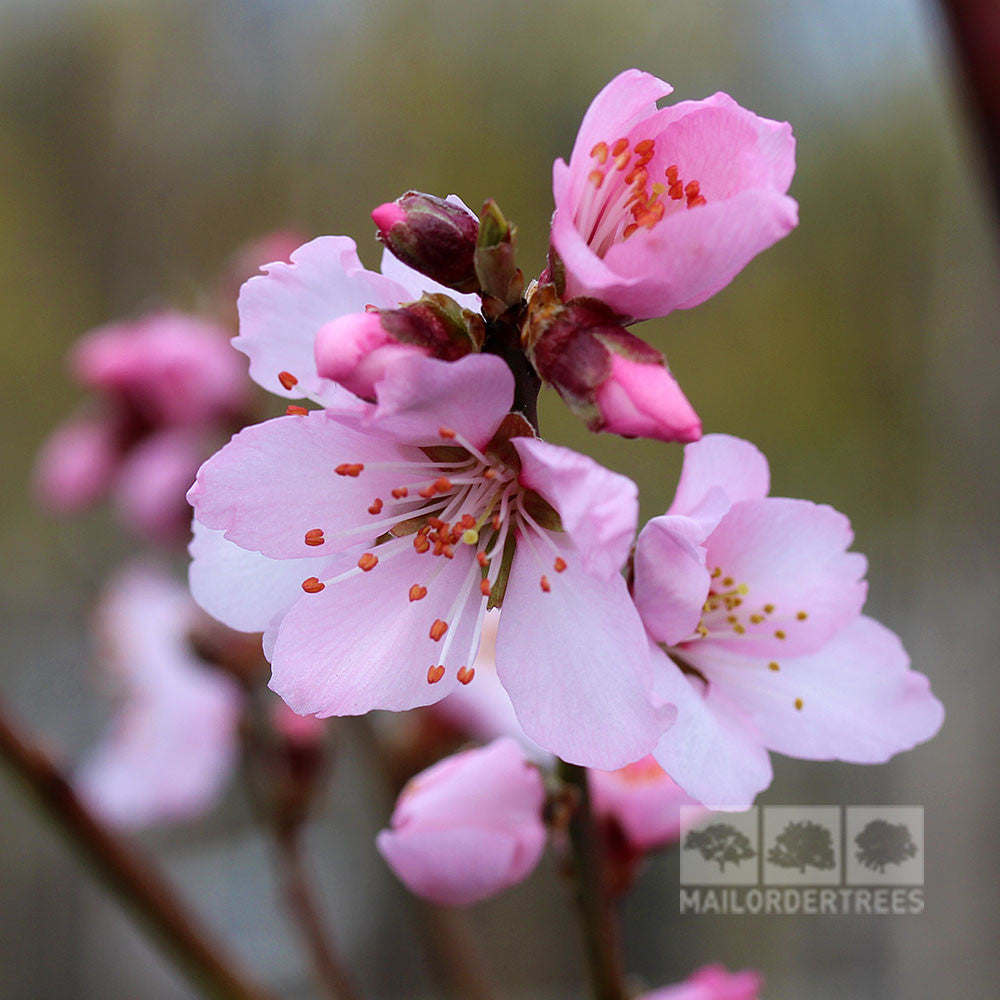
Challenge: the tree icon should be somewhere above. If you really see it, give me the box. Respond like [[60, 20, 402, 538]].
[[683, 823, 756, 872], [767, 820, 836, 873], [854, 819, 918, 873]]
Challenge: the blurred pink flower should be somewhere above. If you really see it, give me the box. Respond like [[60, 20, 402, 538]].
[[220, 229, 308, 305], [75, 564, 242, 830], [376, 738, 546, 905], [641, 964, 763, 1000], [550, 69, 797, 321], [35, 311, 249, 545], [631, 435, 944, 807], [590, 754, 703, 853], [188, 353, 671, 768]]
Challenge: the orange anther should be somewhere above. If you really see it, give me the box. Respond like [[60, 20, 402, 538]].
[[614, 152, 631, 171], [794, 697, 803, 711], [665, 164, 679, 184], [278, 371, 299, 390], [684, 180, 700, 199], [304, 529, 325, 546], [460, 514, 476, 529], [622, 223, 639, 240], [492, 515, 502, 530], [335, 463, 364, 477], [391, 487, 408, 499], [433, 478, 453, 493], [611, 138, 629, 157], [427, 664, 445, 684], [286, 405, 308, 416], [588, 170, 605, 189], [438, 426, 456, 439], [368, 498, 384, 515], [414, 535, 430, 553], [301, 577, 325, 593], [540, 575, 551, 593], [418, 484, 437, 498], [480, 578, 492, 597], [554, 557, 567, 573], [634, 138, 655, 157], [625, 167, 648, 188], [668, 180, 684, 200], [409, 584, 428, 602], [687, 195, 706, 208], [590, 141, 609, 164], [483, 468, 498, 480], [358, 553, 378, 572], [457, 666, 475, 685], [429, 619, 448, 641], [477, 552, 489, 568]]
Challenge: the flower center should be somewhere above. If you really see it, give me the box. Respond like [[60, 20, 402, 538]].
[[573, 136, 707, 257]]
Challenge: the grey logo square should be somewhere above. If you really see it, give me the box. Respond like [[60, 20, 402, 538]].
[[846, 807, 923, 885], [680, 807, 758, 885], [763, 807, 841, 885]]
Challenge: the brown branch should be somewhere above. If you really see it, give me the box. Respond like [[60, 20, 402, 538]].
[[0, 697, 275, 1000], [557, 760, 628, 1000]]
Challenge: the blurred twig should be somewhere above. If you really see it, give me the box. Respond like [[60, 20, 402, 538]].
[[939, 0, 1000, 211], [0, 697, 275, 1000], [556, 760, 628, 1000]]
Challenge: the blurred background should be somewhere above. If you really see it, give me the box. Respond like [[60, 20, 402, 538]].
[[1, 0, 998, 997]]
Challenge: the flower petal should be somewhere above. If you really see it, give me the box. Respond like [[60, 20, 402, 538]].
[[235, 236, 410, 401], [496, 539, 672, 769], [685, 616, 944, 763], [269, 542, 484, 716], [512, 436, 638, 580], [668, 434, 770, 518]]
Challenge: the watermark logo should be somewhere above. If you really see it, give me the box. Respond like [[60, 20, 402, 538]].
[[679, 806, 924, 915]]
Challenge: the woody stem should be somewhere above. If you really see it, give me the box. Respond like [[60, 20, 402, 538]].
[[0, 697, 274, 1000], [557, 759, 629, 1000]]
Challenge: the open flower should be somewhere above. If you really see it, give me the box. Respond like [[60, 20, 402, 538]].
[[376, 738, 546, 906], [632, 435, 944, 807], [550, 69, 797, 321], [75, 565, 242, 829], [188, 353, 671, 768], [34, 311, 249, 545], [640, 965, 763, 1000]]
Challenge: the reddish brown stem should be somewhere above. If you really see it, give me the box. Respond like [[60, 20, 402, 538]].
[[0, 697, 275, 1000]]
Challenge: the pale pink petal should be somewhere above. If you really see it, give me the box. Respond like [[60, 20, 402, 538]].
[[188, 521, 335, 634], [114, 429, 206, 546], [188, 412, 423, 559], [270, 542, 484, 716], [378, 240, 481, 312], [340, 354, 514, 450], [632, 515, 712, 646], [651, 646, 772, 809], [668, 434, 770, 518], [33, 417, 120, 513], [512, 436, 638, 579], [496, 539, 672, 769], [703, 497, 867, 657], [234, 236, 410, 401], [641, 964, 763, 1000], [685, 616, 944, 763]]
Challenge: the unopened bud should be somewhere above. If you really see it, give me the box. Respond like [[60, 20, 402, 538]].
[[373, 192, 480, 294], [315, 294, 485, 400], [474, 199, 524, 308]]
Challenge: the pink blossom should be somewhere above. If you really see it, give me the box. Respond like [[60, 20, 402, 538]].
[[593, 351, 701, 443], [35, 311, 248, 544], [75, 565, 242, 829], [550, 69, 797, 321], [376, 738, 546, 905], [188, 353, 672, 768], [235, 224, 479, 405], [631, 435, 944, 807], [220, 229, 307, 303], [640, 965, 763, 1000], [590, 755, 703, 853]]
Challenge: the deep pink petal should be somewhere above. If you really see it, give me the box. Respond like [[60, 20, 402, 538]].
[[269, 542, 484, 716], [685, 616, 944, 763], [496, 539, 672, 769], [512, 436, 638, 579], [234, 236, 410, 401], [188, 412, 422, 559], [33, 417, 120, 513], [641, 964, 763, 1000]]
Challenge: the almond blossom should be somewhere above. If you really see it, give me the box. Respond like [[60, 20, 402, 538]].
[[550, 69, 797, 321], [75, 564, 242, 829], [376, 738, 546, 906], [632, 435, 944, 807], [188, 352, 672, 768], [640, 965, 763, 1000]]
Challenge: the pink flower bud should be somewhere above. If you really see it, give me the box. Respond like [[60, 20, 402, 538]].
[[594, 353, 701, 443], [640, 965, 763, 1000], [314, 311, 428, 399], [373, 192, 480, 294], [376, 738, 546, 906], [33, 417, 121, 513]]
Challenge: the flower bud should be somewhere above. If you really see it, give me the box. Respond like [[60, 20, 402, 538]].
[[525, 289, 701, 443], [376, 738, 546, 906], [315, 295, 485, 400], [474, 199, 524, 308], [373, 192, 480, 294]]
